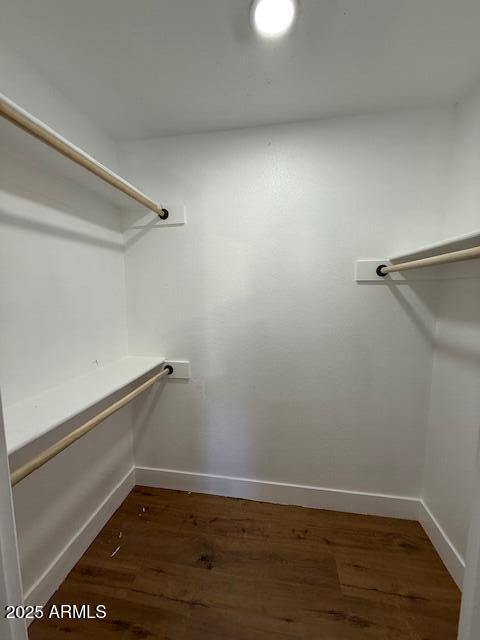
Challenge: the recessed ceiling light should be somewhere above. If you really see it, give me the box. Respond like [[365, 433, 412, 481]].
[[251, 0, 298, 39]]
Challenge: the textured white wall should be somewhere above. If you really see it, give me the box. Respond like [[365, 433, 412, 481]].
[[0, 393, 25, 640], [0, 40, 127, 405], [0, 38, 133, 601], [0, 153, 128, 406], [122, 109, 450, 498], [12, 407, 133, 603], [423, 85, 480, 563], [0, 39, 118, 171], [444, 87, 480, 238], [2, 33, 476, 603], [0, 154, 135, 599]]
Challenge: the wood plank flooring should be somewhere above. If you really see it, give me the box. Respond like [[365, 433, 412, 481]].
[[29, 487, 461, 639]]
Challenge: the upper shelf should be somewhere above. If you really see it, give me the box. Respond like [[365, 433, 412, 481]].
[[0, 92, 164, 215], [4, 356, 165, 456], [389, 229, 480, 262]]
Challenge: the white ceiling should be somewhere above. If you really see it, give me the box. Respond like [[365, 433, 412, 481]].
[[1, 0, 480, 140]]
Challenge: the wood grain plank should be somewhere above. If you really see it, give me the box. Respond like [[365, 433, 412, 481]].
[[29, 487, 460, 640]]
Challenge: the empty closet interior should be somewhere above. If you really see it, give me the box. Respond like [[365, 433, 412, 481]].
[[1, 1, 480, 639]]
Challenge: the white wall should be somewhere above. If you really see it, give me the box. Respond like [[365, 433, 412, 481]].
[[422, 85, 480, 568], [444, 87, 480, 239], [12, 408, 134, 606], [0, 38, 134, 602], [2, 31, 477, 606], [0, 392, 26, 640], [0, 40, 118, 170], [0, 153, 128, 406], [122, 109, 451, 500], [0, 38, 126, 406]]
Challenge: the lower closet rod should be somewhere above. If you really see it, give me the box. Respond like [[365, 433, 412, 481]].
[[10, 365, 173, 487]]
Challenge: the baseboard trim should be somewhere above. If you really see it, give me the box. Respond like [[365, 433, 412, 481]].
[[24, 466, 135, 611], [418, 499, 465, 589], [137, 467, 466, 587], [22, 465, 464, 608], [135, 466, 419, 520]]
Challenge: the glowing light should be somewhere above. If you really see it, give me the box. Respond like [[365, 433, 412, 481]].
[[251, 0, 298, 38]]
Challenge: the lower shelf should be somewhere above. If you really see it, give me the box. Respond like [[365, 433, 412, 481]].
[[5, 355, 165, 456]]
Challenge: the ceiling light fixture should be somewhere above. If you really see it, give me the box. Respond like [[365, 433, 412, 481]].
[[251, 0, 298, 38]]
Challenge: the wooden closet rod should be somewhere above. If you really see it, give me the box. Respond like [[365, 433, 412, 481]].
[[10, 365, 173, 487], [377, 244, 480, 277], [0, 93, 168, 218]]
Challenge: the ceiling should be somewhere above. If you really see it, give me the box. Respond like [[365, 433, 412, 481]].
[[1, 0, 480, 140]]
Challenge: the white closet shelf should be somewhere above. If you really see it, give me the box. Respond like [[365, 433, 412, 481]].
[[389, 230, 480, 262], [0, 92, 164, 215], [5, 356, 165, 456]]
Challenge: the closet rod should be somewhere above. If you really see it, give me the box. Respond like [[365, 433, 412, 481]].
[[10, 365, 173, 487], [377, 244, 480, 276], [0, 93, 168, 218]]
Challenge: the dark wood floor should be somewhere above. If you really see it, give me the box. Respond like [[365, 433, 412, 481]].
[[29, 486, 461, 639]]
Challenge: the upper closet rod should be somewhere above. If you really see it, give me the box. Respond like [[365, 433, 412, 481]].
[[377, 244, 480, 277], [0, 93, 168, 219]]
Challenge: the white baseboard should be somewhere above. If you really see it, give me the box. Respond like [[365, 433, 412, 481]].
[[22, 464, 464, 610], [418, 499, 465, 589], [24, 466, 135, 611], [135, 466, 420, 520], [137, 467, 466, 587]]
